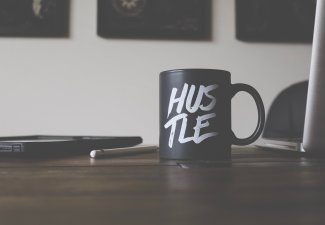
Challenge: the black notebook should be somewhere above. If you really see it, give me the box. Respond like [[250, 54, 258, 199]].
[[0, 135, 142, 156]]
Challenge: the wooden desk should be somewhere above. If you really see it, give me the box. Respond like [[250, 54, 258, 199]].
[[0, 147, 324, 225]]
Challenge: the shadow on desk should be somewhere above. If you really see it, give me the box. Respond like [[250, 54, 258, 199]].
[[0, 147, 324, 168]]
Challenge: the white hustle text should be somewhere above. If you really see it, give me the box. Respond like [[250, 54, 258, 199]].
[[164, 83, 219, 148]]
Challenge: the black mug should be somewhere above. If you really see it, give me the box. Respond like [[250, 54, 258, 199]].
[[159, 69, 265, 160]]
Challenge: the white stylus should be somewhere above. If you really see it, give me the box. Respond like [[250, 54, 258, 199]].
[[90, 145, 159, 158]]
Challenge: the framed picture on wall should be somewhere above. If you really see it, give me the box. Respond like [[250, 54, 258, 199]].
[[236, 0, 316, 43], [0, 0, 69, 37], [97, 0, 211, 40]]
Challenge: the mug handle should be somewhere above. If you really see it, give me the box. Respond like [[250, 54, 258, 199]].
[[231, 83, 265, 145]]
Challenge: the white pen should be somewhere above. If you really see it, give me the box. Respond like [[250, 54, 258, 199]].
[[90, 145, 159, 158]]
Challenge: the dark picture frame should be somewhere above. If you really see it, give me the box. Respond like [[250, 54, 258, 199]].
[[0, 0, 69, 37], [98, 0, 211, 40], [236, 0, 316, 43]]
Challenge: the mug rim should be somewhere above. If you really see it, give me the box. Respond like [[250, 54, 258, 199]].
[[160, 68, 231, 76]]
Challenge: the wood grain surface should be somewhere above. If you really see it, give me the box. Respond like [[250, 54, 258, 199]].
[[0, 147, 324, 225]]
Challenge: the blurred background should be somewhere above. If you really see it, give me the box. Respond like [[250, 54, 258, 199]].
[[0, 0, 312, 143]]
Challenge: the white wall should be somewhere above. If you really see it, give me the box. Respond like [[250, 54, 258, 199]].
[[0, 0, 312, 143]]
